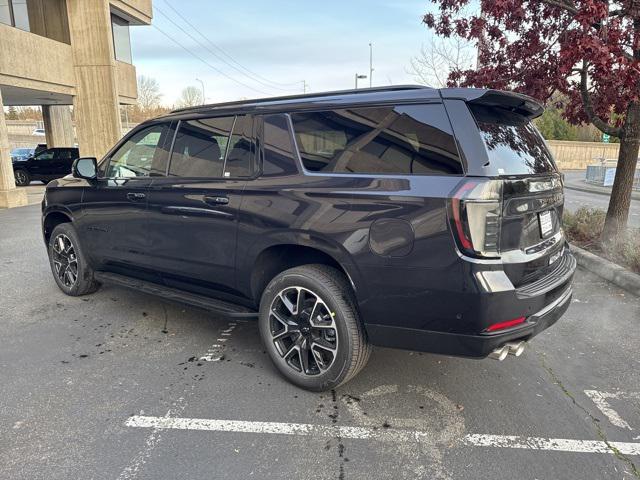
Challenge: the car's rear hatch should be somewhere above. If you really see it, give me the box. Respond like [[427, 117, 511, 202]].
[[444, 91, 570, 290], [469, 102, 567, 287]]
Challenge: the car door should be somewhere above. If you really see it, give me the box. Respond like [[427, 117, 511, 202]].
[[53, 148, 78, 177], [78, 122, 173, 273], [28, 148, 56, 178], [145, 114, 255, 297]]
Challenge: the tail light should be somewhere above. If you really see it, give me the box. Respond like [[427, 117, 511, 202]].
[[448, 179, 502, 259]]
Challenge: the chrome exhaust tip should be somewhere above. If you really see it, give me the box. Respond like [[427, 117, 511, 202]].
[[505, 341, 526, 357], [488, 345, 509, 361]]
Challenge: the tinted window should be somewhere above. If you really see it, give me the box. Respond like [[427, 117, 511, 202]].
[[56, 149, 77, 160], [0, 0, 29, 30], [262, 114, 299, 177], [290, 104, 462, 175], [224, 115, 255, 177], [0, 1, 10, 26], [169, 117, 233, 178], [469, 104, 557, 175], [12, 0, 28, 31], [106, 124, 170, 178], [111, 14, 132, 63], [35, 150, 55, 161]]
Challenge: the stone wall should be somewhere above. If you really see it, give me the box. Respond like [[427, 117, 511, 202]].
[[547, 140, 620, 170]]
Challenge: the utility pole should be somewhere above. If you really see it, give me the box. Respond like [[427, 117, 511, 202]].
[[302, 80, 308, 93], [195, 78, 205, 104], [355, 73, 367, 89], [369, 42, 374, 88]]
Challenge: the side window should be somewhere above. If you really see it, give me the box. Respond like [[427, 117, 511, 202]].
[[224, 115, 255, 177], [290, 104, 463, 175], [35, 150, 55, 161], [106, 124, 170, 178], [261, 114, 299, 177], [56, 150, 75, 160], [169, 117, 234, 178]]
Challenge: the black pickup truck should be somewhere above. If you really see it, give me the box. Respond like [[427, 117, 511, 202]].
[[13, 147, 79, 186]]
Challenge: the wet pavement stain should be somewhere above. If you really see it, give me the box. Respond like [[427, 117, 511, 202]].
[[330, 389, 347, 479]]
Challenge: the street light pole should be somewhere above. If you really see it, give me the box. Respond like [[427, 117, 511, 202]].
[[355, 73, 367, 89], [195, 78, 205, 104], [369, 42, 374, 88]]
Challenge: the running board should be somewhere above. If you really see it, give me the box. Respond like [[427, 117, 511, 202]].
[[93, 272, 259, 319]]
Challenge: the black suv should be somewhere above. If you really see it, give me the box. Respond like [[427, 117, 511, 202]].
[[42, 86, 575, 391], [13, 147, 79, 186]]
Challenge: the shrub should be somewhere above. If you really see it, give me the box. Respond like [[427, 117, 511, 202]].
[[563, 207, 640, 273], [612, 233, 640, 273], [562, 207, 606, 245]]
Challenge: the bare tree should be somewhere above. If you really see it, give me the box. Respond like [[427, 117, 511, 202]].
[[137, 75, 162, 111], [409, 37, 476, 88], [176, 86, 204, 108]]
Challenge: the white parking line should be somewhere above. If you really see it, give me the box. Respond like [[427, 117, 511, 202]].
[[126, 415, 640, 456], [463, 434, 640, 455], [201, 321, 237, 362], [119, 320, 239, 478], [585, 390, 640, 430], [118, 398, 188, 480]]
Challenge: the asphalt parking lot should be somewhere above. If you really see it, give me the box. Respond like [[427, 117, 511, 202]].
[[1, 204, 639, 480]]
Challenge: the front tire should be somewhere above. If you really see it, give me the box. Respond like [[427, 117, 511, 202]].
[[259, 265, 371, 391], [14, 169, 30, 186], [48, 223, 100, 296]]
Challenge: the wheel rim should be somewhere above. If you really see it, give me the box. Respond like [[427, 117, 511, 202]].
[[15, 171, 26, 184], [51, 234, 78, 288], [269, 286, 338, 376]]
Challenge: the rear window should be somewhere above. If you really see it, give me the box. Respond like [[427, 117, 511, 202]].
[[290, 104, 463, 175], [469, 104, 557, 176]]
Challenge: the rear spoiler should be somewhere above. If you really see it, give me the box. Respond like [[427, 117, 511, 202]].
[[440, 88, 544, 120]]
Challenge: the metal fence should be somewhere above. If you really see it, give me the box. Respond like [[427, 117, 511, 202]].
[[586, 159, 640, 190]]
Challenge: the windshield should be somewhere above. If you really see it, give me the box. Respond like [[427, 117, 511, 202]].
[[12, 148, 32, 155], [469, 104, 557, 176]]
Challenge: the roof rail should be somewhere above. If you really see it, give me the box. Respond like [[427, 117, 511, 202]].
[[170, 85, 430, 114]]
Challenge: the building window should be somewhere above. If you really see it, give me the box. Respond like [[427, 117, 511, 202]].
[[0, 0, 30, 31], [111, 14, 132, 63]]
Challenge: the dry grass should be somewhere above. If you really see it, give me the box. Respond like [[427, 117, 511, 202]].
[[563, 207, 640, 274]]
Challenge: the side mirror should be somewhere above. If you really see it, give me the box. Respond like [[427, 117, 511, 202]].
[[72, 157, 97, 180]]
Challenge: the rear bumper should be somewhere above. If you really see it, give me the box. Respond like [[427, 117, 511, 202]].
[[367, 284, 572, 358], [364, 248, 576, 358]]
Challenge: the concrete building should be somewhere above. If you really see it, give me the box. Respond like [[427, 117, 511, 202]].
[[0, 0, 152, 207]]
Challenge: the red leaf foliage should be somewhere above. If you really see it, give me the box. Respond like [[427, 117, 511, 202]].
[[424, 0, 640, 129]]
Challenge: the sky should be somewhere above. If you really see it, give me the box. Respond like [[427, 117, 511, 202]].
[[130, 0, 440, 105]]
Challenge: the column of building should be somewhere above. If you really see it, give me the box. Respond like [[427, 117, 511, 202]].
[[66, 0, 122, 160], [0, 89, 27, 208], [42, 105, 75, 148]]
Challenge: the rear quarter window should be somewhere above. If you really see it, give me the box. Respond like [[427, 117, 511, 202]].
[[469, 104, 557, 176], [290, 103, 463, 175]]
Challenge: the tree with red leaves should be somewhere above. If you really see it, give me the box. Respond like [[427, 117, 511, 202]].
[[425, 0, 640, 242]]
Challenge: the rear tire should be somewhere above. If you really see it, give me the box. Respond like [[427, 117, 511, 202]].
[[259, 264, 371, 391], [48, 223, 100, 296], [14, 169, 30, 186]]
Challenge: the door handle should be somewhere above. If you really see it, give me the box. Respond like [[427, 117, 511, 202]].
[[126, 192, 146, 201], [204, 195, 229, 206]]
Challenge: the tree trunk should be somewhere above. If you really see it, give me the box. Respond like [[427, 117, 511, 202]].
[[601, 101, 640, 242]]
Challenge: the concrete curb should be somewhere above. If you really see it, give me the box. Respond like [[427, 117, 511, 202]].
[[563, 183, 640, 201], [571, 244, 640, 296]]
